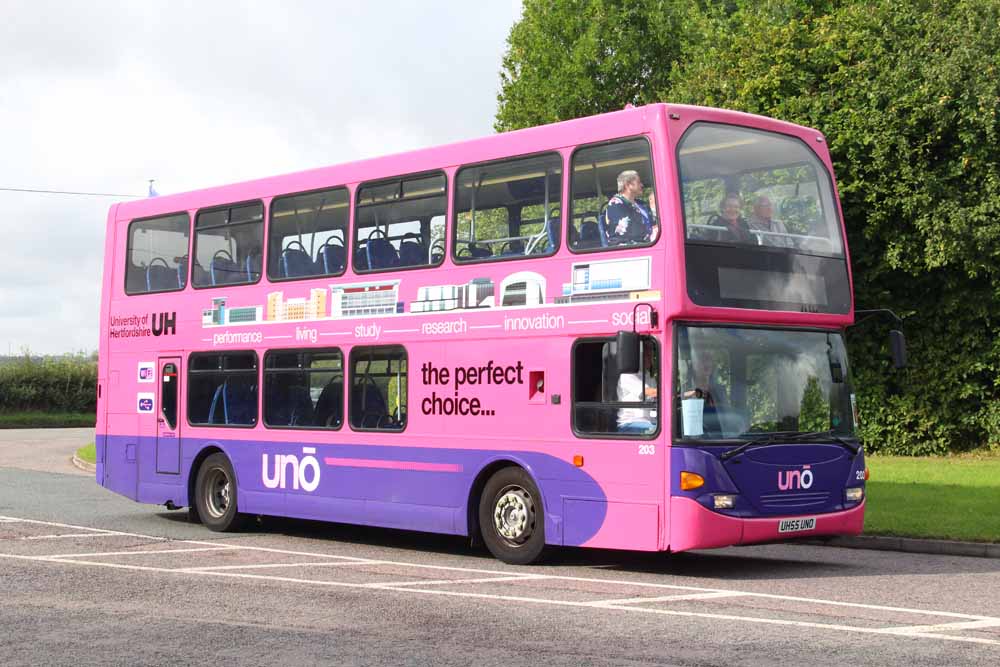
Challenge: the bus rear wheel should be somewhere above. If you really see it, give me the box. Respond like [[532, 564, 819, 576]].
[[479, 467, 547, 565], [194, 453, 245, 532]]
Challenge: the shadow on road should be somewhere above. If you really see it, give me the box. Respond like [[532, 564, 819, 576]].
[[155, 510, 1000, 581]]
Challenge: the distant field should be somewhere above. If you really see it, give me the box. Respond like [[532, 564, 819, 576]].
[[864, 454, 1000, 543], [0, 412, 96, 429]]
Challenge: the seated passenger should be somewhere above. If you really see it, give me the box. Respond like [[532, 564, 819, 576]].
[[709, 193, 754, 244], [605, 170, 658, 246], [748, 196, 793, 248], [617, 344, 658, 434]]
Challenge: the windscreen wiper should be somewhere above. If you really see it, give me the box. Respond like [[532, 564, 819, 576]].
[[719, 432, 789, 462], [786, 430, 861, 457]]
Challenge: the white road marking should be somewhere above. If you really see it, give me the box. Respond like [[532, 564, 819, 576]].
[[41, 546, 236, 560], [20, 533, 110, 540], [179, 560, 389, 572], [366, 574, 549, 588], [2, 515, 999, 647], [593, 591, 749, 606]]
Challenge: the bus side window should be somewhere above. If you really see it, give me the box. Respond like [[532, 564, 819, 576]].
[[267, 187, 349, 282], [453, 152, 562, 263], [572, 337, 658, 437], [263, 349, 344, 429], [187, 351, 258, 427], [354, 174, 446, 273], [125, 212, 190, 295], [192, 202, 264, 288], [570, 138, 656, 252], [349, 346, 407, 431]]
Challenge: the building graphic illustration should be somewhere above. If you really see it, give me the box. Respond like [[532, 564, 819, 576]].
[[411, 278, 495, 313]]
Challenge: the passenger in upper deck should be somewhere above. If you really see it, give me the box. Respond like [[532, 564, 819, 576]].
[[709, 192, 754, 244], [605, 170, 658, 246], [748, 195, 793, 248]]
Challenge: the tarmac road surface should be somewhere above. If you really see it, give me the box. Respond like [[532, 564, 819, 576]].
[[1, 429, 998, 666]]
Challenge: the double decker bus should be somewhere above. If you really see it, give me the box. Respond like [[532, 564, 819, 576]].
[[97, 103, 873, 564]]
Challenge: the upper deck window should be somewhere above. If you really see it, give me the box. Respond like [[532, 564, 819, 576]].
[[267, 187, 349, 282], [679, 123, 843, 255], [125, 213, 190, 295], [569, 138, 657, 252], [679, 123, 850, 313], [453, 152, 562, 263], [192, 201, 264, 288], [354, 173, 446, 273]]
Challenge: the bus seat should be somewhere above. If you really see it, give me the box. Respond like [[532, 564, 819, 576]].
[[246, 252, 262, 281], [210, 257, 242, 286], [351, 382, 387, 428], [578, 221, 603, 249], [145, 263, 177, 291], [353, 249, 369, 272], [398, 238, 426, 266], [313, 380, 343, 428], [545, 218, 559, 251], [225, 381, 257, 425], [267, 383, 314, 427], [501, 240, 525, 256], [596, 208, 610, 247], [281, 248, 314, 278], [366, 238, 400, 270], [467, 242, 492, 259], [177, 257, 188, 288], [318, 244, 346, 274], [207, 383, 228, 424]]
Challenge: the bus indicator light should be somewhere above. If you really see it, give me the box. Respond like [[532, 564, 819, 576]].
[[680, 471, 704, 491], [573, 455, 584, 467]]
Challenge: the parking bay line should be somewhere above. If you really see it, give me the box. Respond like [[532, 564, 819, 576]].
[[2, 515, 999, 647]]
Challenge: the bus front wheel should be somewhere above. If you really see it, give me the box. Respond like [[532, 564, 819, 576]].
[[194, 453, 245, 532], [479, 467, 547, 565]]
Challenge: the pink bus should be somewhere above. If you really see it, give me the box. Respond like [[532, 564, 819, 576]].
[[97, 103, 873, 564]]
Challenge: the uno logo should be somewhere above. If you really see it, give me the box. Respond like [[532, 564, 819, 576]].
[[778, 465, 814, 491], [262, 447, 320, 493]]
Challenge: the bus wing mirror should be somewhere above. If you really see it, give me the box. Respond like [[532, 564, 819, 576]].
[[616, 331, 640, 374], [890, 330, 907, 369]]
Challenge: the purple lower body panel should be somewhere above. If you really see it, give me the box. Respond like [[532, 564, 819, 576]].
[[96, 433, 608, 547]]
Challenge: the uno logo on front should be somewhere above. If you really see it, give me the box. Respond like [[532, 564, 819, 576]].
[[777, 465, 814, 491], [262, 447, 320, 492]]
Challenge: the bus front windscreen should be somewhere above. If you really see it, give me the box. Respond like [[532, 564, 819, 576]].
[[678, 122, 851, 313], [674, 325, 857, 442]]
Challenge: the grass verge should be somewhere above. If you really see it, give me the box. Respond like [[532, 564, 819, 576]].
[[864, 454, 1000, 543], [0, 412, 96, 428], [76, 442, 96, 465]]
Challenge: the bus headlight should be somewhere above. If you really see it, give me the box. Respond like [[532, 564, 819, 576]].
[[713, 494, 736, 509], [845, 487, 864, 502]]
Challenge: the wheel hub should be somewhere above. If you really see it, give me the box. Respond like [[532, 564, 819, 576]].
[[494, 487, 534, 543]]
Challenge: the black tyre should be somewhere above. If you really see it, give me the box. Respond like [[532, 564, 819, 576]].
[[478, 467, 547, 565], [193, 453, 245, 532]]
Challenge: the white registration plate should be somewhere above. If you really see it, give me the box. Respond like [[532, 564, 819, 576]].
[[778, 517, 817, 533]]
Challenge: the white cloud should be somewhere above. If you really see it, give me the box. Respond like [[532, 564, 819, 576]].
[[0, 1, 520, 353]]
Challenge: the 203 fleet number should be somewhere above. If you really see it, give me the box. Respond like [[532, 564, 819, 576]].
[[638, 444, 656, 455]]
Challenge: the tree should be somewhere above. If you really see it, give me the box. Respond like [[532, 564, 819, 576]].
[[496, 0, 700, 131], [496, 0, 1000, 453]]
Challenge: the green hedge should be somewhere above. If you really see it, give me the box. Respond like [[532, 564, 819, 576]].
[[0, 355, 97, 414]]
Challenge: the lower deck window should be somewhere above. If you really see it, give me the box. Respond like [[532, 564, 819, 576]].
[[350, 346, 407, 431], [573, 337, 659, 437], [188, 351, 258, 426], [264, 349, 344, 429]]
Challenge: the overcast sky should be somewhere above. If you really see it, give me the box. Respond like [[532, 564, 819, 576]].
[[0, 1, 521, 355]]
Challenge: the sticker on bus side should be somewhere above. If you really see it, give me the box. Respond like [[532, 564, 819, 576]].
[[137, 393, 155, 414], [778, 517, 816, 533]]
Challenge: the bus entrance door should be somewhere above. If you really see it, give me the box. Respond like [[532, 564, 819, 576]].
[[155, 358, 181, 475]]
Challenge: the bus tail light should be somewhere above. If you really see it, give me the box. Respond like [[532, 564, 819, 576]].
[[680, 471, 704, 491]]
